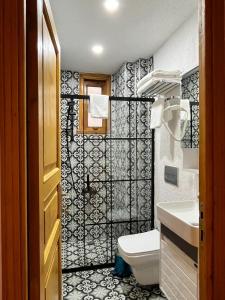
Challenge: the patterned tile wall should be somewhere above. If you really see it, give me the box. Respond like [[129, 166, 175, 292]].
[[60, 63, 199, 270], [111, 57, 154, 237], [111, 57, 154, 97], [181, 69, 199, 148], [61, 70, 111, 269], [61, 56, 154, 270]]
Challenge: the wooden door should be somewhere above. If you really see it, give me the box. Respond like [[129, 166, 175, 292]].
[[199, 0, 225, 299], [27, 0, 61, 299]]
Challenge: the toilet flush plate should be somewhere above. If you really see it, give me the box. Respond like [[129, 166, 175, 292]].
[[157, 201, 199, 247]]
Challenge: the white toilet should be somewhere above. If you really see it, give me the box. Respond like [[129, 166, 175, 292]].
[[118, 229, 160, 285]]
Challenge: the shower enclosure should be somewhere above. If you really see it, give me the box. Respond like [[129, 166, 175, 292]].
[[61, 94, 155, 272]]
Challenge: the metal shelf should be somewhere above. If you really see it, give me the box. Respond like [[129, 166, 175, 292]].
[[141, 79, 181, 97]]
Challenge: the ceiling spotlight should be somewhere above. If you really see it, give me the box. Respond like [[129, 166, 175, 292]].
[[104, 0, 119, 13], [92, 45, 104, 55]]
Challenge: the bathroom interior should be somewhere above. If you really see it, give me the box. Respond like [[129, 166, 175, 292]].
[[51, 0, 200, 299]]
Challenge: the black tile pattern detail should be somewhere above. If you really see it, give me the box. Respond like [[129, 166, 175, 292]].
[[111, 58, 154, 98], [181, 70, 199, 148], [63, 268, 167, 300], [61, 57, 154, 271]]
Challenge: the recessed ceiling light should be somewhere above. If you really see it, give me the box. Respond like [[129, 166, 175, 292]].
[[104, 0, 119, 13], [92, 45, 104, 55]]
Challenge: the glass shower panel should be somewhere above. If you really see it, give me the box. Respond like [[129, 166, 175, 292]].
[[110, 139, 130, 181], [84, 223, 112, 266], [83, 137, 106, 182], [136, 139, 152, 180], [111, 181, 131, 222], [110, 100, 130, 139], [61, 95, 154, 272]]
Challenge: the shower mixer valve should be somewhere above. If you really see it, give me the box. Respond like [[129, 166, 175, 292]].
[[82, 174, 97, 196]]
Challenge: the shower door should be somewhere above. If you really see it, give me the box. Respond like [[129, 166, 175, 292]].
[[62, 95, 154, 272], [82, 134, 112, 268]]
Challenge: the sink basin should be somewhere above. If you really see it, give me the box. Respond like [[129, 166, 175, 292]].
[[157, 201, 199, 247]]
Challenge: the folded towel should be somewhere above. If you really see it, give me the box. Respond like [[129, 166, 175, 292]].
[[137, 69, 182, 89], [89, 94, 109, 119], [88, 113, 102, 128], [151, 69, 182, 77], [137, 77, 181, 97], [150, 98, 165, 129], [180, 99, 191, 121]]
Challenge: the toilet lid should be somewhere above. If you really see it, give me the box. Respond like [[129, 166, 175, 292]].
[[118, 229, 160, 256]]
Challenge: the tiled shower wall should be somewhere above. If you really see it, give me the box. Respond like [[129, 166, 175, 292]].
[[110, 57, 154, 233], [61, 71, 110, 268], [111, 57, 154, 97], [60, 59, 199, 270], [181, 69, 199, 148], [61, 56, 155, 269], [61, 70, 80, 243]]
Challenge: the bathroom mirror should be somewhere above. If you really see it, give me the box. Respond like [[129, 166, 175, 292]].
[[181, 68, 199, 148]]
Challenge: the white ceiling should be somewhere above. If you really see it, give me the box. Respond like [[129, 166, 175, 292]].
[[50, 0, 197, 74]]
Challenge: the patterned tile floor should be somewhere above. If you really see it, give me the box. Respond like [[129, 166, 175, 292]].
[[63, 268, 167, 300], [62, 241, 115, 269]]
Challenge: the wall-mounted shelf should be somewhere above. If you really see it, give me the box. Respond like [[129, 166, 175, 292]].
[[141, 79, 181, 97]]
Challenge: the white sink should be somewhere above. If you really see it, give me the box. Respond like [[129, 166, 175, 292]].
[[157, 201, 199, 247]]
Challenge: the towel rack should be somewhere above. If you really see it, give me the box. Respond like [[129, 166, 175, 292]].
[[141, 79, 180, 97]]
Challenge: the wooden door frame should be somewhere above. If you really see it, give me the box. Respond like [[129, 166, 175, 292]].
[[0, 0, 27, 299], [199, 0, 225, 298], [79, 72, 111, 134], [1, 0, 225, 298], [79, 73, 111, 95]]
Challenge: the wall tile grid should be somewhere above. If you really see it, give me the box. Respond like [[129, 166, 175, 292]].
[[181, 70, 199, 148], [61, 57, 154, 270], [111, 57, 154, 242], [61, 63, 199, 270]]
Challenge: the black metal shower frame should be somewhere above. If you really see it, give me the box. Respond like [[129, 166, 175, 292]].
[[61, 94, 155, 273]]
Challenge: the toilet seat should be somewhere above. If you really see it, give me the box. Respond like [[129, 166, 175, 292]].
[[118, 229, 160, 256]]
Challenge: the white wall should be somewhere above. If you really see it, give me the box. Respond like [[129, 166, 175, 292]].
[[154, 12, 199, 74], [153, 12, 199, 227]]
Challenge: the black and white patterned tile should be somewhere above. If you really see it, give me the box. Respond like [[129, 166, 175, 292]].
[[62, 268, 167, 300], [62, 240, 111, 270], [61, 59, 154, 270], [181, 70, 199, 148], [134, 58, 154, 97], [61, 63, 199, 276]]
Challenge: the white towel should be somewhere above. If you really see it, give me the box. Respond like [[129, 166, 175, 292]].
[[88, 113, 102, 128], [137, 77, 181, 97], [163, 106, 173, 122], [137, 69, 182, 89], [89, 94, 109, 119], [180, 99, 191, 121], [150, 98, 165, 129]]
